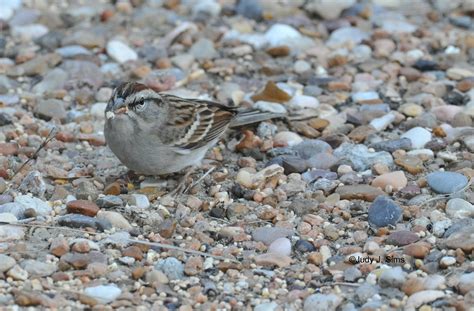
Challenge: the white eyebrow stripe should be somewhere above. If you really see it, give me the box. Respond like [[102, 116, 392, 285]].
[[125, 89, 161, 105]]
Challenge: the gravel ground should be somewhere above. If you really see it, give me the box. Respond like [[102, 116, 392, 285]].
[[1, 0, 474, 310]]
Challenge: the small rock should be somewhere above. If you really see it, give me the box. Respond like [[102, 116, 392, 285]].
[[303, 293, 342, 311], [189, 38, 217, 60], [405, 290, 445, 310], [96, 211, 132, 230], [386, 231, 419, 246], [106, 40, 138, 63], [368, 196, 403, 227], [66, 200, 99, 217], [401, 127, 432, 149], [379, 266, 407, 288], [252, 227, 294, 245], [251, 81, 291, 103], [371, 171, 408, 191], [84, 285, 122, 304], [426, 171, 468, 194], [155, 257, 184, 280], [446, 198, 474, 218], [254, 253, 292, 268], [130, 194, 150, 208], [336, 185, 385, 201], [458, 272, 474, 294], [21, 259, 57, 277], [268, 237, 291, 256], [0, 254, 16, 272]]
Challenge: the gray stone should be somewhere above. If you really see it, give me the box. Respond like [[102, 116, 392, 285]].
[[14, 195, 51, 217], [84, 284, 122, 304], [446, 198, 474, 219], [304, 293, 342, 311], [32, 68, 67, 94], [379, 266, 407, 288], [96, 195, 123, 208], [20, 259, 57, 277], [293, 139, 332, 160], [368, 196, 403, 228], [34, 99, 67, 121], [252, 227, 294, 245], [333, 143, 393, 171], [236, 0, 262, 20], [189, 38, 217, 59], [426, 171, 468, 194], [0, 254, 16, 272], [155, 257, 184, 280]]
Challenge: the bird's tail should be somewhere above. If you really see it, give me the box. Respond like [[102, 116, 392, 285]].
[[230, 109, 285, 127]]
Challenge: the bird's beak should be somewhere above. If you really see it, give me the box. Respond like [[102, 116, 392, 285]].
[[107, 98, 128, 120]]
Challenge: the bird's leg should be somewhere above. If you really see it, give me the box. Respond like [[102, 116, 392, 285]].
[[183, 166, 215, 194], [169, 166, 196, 197]]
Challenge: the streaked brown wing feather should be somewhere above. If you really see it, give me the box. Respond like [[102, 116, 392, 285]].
[[161, 94, 237, 150]]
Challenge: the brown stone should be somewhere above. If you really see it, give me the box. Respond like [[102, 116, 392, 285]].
[[327, 55, 348, 67], [104, 182, 121, 195], [122, 246, 144, 261], [348, 125, 376, 143], [251, 81, 291, 103], [308, 118, 329, 130], [266, 45, 290, 57], [0, 142, 19, 155], [402, 277, 425, 295], [51, 271, 71, 282], [404, 242, 431, 258], [327, 81, 351, 91], [55, 131, 75, 142], [132, 266, 146, 280], [236, 130, 262, 151], [77, 133, 106, 146], [442, 225, 474, 252], [386, 230, 419, 246], [71, 241, 91, 253], [371, 171, 408, 191], [254, 253, 292, 268], [158, 219, 176, 239], [308, 252, 323, 265], [395, 156, 424, 174], [335, 185, 385, 201], [50, 237, 70, 257], [400, 67, 421, 81], [184, 256, 203, 276], [66, 200, 100, 217]]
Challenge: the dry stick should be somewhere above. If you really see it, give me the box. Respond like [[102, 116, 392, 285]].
[[0, 222, 239, 263], [419, 177, 473, 207], [11, 127, 57, 179]]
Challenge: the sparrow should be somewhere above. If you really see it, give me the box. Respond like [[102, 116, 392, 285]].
[[104, 82, 281, 175]]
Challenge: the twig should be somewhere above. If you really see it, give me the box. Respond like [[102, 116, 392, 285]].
[[419, 177, 473, 207], [184, 166, 215, 194], [1, 222, 239, 263], [11, 127, 57, 178], [125, 238, 240, 263]]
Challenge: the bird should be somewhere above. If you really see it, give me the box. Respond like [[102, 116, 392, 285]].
[[104, 82, 282, 178]]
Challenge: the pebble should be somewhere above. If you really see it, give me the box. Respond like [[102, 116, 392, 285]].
[[334, 143, 393, 171], [379, 267, 407, 288], [303, 293, 342, 311], [405, 290, 445, 310], [386, 230, 419, 246], [96, 211, 132, 230], [327, 27, 369, 47], [130, 194, 150, 208], [252, 227, 294, 246], [445, 198, 474, 218], [0, 254, 16, 272], [15, 195, 51, 217], [401, 127, 432, 149], [155, 257, 184, 280], [371, 171, 408, 191], [236, 0, 262, 20], [66, 200, 99, 217], [264, 24, 301, 47], [268, 237, 291, 256], [457, 272, 474, 294], [20, 260, 57, 277], [190, 38, 217, 60], [288, 95, 319, 109], [368, 196, 403, 227], [426, 171, 468, 194], [254, 253, 292, 268], [84, 285, 122, 304], [106, 40, 138, 63], [273, 131, 303, 147]]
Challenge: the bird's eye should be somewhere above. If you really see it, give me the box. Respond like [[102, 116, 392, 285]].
[[131, 99, 147, 111]]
